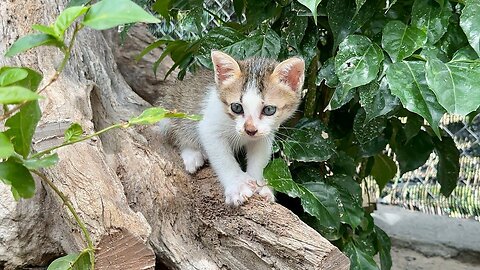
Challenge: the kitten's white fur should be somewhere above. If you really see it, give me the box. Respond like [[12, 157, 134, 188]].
[[196, 89, 275, 206]]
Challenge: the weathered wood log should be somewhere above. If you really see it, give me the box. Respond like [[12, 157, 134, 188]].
[[0, 1, 350, 269]]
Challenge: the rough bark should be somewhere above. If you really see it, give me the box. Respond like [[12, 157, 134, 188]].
[[0, 1, 350, 269]]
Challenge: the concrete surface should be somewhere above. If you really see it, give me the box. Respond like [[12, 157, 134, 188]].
[[373, 204, 480, 269]]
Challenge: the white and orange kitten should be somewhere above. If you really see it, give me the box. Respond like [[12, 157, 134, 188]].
[[158, 51, 304, 206]]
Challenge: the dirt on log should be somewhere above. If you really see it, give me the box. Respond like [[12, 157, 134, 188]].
[[0, 1, 350, 269]]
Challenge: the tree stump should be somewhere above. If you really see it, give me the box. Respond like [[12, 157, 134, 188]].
[[0, 1, 350, 269]]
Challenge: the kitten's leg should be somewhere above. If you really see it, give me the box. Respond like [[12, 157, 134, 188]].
[[181, 147, 205, 174], [200, 134, 256, 206], [246, 138, 275, 202]]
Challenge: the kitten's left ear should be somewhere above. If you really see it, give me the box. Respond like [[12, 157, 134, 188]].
[[272, 57, 305, 92]]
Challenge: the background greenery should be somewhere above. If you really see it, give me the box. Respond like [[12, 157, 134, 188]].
[[137, 0, 480, 269]]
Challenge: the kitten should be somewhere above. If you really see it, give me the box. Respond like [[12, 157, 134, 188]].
[[158, 51, 304, 206]]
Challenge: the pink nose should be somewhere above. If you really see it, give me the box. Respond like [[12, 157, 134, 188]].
[[244, 118, 257, 136], [245, 128, 258, 136]]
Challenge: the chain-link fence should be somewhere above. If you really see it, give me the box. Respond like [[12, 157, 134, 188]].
[[143, 0, 480, 221]]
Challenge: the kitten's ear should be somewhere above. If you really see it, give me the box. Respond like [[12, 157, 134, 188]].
[[211, 50, 241, 86], [272, 57, 305, 92]]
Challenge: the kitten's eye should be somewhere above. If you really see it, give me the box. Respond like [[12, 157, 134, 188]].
[[231, 103, 244, 114], [262, 105, 277, 116]]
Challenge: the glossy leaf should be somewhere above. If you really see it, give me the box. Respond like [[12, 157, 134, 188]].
[[0, 86, 42, 104], [264, 158, 341, 230], [10, 68, 43, 91], [0, 160, 35, 199], [460, 0, 480, 57], [327, 0, 381, 49], [434, 135, 460, 197], [371, 153, 397, 190], [335, 35, 383, 91], [382, 21, 426, 62], [359, 79, 399, 123], [326, 85, 355, 111], [223, 28, 281, 59], [394, 131, 434, 175], [82, 0, 161, 30], [375, 226, 392, 270], [64, 123, 83, 143], [317, 58, 339, 87], [67, 0, 91, 7], [54, 6, 90, 38], [5, 101, 42, 158], [386, 61, 444, 137], [344, 241, 379, 270], [32, 24, 57, 37], [47, 251, 91, 270], [425, 58, 480, 116], [0, 67, 29, 87], [296, 0, 322, 24], [281, 119, 336, 162], [353, 110, 386, 145], [5, 34, 64, 57], [128, 107, 201, 126], [326, 175, 364, 228], [282, 13, 308, 51], [23, 154, 59, 170], [0, 133, 14, 159], [411, 0, 452, 45]]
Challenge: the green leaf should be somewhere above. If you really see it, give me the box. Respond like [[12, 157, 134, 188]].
[[0, 86, 42, 104], [67, 0, 91, 7], [344, 241, 379, 270], [47, 251, 91, 270], [326, 175, 364, 228], [223, 28, 281, 60], [335, 35, 383, 91], [23, 154, 59, 170], [386, 61, 445, 137], [0, 160, 35, 199], [359, 79, 399, 123], [425, 58, 480, 116], [32, 24, 57, 37], [355, 0, 367, 13], [152, 0, 171, 20], [5, 34, 64, 57], [394, 131, 434, 175], [282, 13, 308, 51], [434, 135, 460, 197], [317, 58, 339, 88], [404, 113, 424, 142], [128, 107, 201, 126], [64, 123, 83, 143], [82, 0, 161, 30], [54, 6, 90, 39], [327, 0, 381, 49], [0, 67, 29, 86], [353, 110, 386, 145], [296, 0, 322, 24], [326, 85, 355, 111], [5, 101, 42, 158], [411, 0, 452, 45], [382, 20, 427, 62], [460, 0, 480, 57], [375, 226, 392, 270], [0, 133, 14, 159], [10, 67, 43, 90], [371, 153, 397, 190], [233, 0, 245, 18], [281, 119, 336, 162], [264, 158, 341, 230]]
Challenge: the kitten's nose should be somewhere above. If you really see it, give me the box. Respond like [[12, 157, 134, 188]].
[[245, 128, 258, 136], [244, 118, 258, 136]]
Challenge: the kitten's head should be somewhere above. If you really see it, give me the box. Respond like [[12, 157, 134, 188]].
[[211, 51, 304, 140]]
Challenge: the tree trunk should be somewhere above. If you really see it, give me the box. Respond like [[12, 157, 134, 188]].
[[0, 1, 350, 269]]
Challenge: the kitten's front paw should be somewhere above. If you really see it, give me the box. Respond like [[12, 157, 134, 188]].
[[181, 148, 205, 174], [257, 186, 275, 202], [224, 179, 257, 206]]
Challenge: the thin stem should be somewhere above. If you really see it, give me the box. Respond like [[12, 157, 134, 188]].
[[31, 123, 124, 159], [0, 24, 83, 122], [32, 170, 95, 269]]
